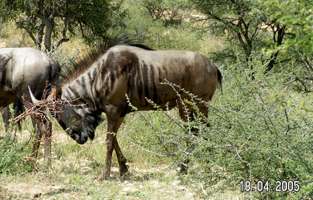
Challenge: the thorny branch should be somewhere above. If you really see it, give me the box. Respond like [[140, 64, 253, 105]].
[[12, 98, 62, 123], [11, 97, 80, 124]]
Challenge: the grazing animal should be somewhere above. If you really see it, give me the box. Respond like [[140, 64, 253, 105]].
[[30, 44, 222, 179], [1, 98, 24, 132], [0, 47, 60, 164]]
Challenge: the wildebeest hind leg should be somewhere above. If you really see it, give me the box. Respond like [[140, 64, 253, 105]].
[[177, 102, 193, 174], [1, 107, 11, 133], [177, 103, 209, 174]]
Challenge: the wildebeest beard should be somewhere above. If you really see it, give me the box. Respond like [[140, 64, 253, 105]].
[[57, 103, 103, 144]]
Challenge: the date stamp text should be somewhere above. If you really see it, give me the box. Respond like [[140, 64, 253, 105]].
[[240, 180, 300, 192]]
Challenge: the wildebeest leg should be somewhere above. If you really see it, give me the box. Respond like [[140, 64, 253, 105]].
[[1, 106, 11, 132], [111, 117, 128, 177], [28, 114, 52, 168], [43, 119, 52, 167], [100, 116, 125, 180], [177, 102, 209, 174], [13, 98, 24, 131], [31, 117, 42, 159], [177, 102, 191, 174], [113, 137, 128, 177], [102, 132, 114, 179]]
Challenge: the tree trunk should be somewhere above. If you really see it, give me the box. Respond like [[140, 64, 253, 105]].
[[43, 17, 54, 51], [36, 22, 45, 49], [265, 25, 285, 74]]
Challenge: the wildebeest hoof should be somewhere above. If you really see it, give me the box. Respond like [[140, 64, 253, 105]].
[[119, 163, 130, 181], [97, 173, 111, 181], [119, 172, 131, 181], [119, 163, 129, 176], [177, 163, 188, 175]]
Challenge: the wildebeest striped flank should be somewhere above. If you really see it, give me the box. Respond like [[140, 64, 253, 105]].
[[30, 44, 222, 179]]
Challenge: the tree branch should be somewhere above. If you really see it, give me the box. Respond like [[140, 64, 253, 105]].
[[55, 16, 70, 48], [35, 21, 45, 49]]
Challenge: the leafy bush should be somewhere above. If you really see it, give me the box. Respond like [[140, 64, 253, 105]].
[[127, 60, 313, 199], [189, 66, 313, 199]]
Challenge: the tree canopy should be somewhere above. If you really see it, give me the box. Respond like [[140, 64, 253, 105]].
[[192, 0, 313, 73], [0, 0, 125, 51]]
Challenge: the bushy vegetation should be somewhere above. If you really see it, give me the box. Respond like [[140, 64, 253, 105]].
[[126, 61, 313, 199], [189, 66, 313, 199]]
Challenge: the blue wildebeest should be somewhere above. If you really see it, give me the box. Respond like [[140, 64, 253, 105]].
[[30, 44, 222, 179], [0, 47, 60, 164]]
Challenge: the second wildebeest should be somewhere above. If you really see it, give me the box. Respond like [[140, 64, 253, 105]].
[[0, 47, 60, 164], [30, 44, 222, 179]]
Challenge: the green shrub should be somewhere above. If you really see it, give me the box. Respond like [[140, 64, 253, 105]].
[[189, 66, 313, 199], [0, 135, 33, 175], [126, 60, 313, 199]]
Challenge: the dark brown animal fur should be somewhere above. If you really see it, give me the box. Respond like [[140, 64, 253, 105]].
[[55, 44, 222, 180]]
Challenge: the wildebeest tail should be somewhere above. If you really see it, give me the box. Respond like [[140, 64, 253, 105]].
[[217, 68, 223, 92]]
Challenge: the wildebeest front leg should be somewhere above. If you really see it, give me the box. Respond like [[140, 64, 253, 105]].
[[43, 120, 52, 167], [31, 117, 52, 168], [100, 116, 125, 180], [102, 132, 114, 180], [110, 117, 128, 177], [31, 118, 42, 159], [113, 137, 128, 176]]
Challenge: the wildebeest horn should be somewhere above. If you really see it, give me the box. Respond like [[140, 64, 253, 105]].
[[28, 86, 40, 104]]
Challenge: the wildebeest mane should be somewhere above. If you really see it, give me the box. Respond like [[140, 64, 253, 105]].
[[127, 43, 154, 50], [61, 43, 153, 85]]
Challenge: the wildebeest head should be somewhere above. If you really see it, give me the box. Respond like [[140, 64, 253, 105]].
[[57, 102, 102, 144], [29, 87, 103, 144]]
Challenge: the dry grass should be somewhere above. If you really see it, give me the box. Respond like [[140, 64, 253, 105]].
[[0, 124, 197, 200], [0, 112, 247, 200]]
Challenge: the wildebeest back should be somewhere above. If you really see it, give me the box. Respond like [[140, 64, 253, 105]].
[[101, 45, 219, 110]]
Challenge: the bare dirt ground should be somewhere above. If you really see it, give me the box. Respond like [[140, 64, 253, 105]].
[[0, 168, 196, 200]]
